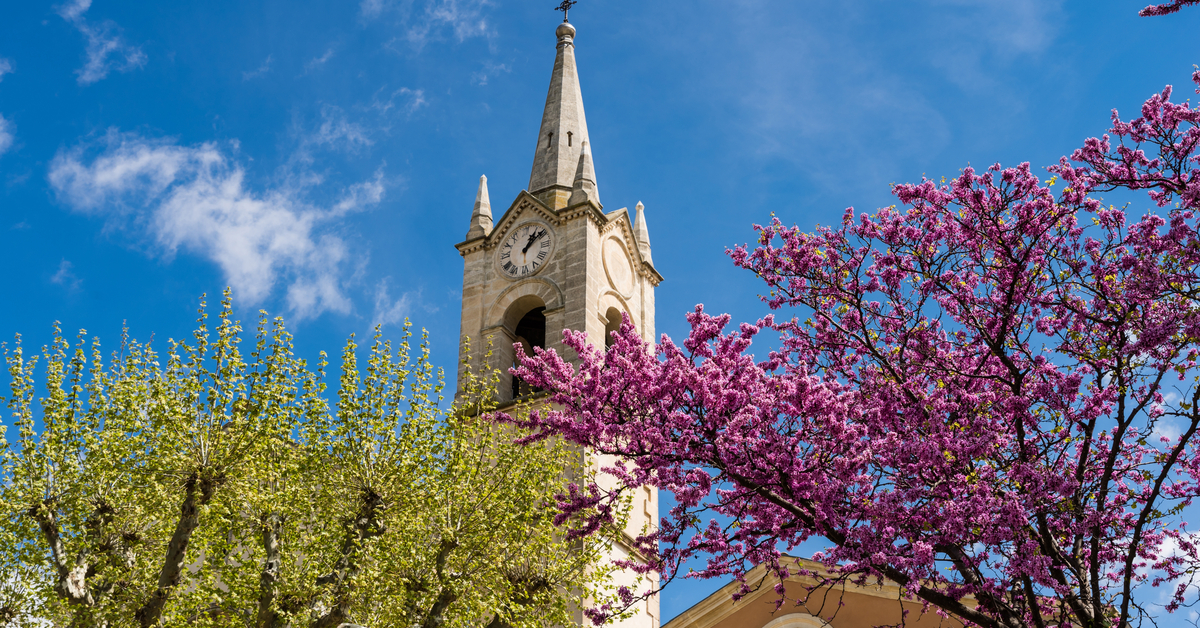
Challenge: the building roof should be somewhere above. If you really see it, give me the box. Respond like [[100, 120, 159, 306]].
[[664, 556, 971, 628]]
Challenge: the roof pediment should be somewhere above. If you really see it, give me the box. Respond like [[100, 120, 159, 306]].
[[664, 556, 975, 628], [490, 191, 561, 242], [456, 191, 558, 256]]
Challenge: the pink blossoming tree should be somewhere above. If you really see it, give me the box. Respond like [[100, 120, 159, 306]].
[[497, 71, 1200, 628], [1140, 1, 1200, 17]]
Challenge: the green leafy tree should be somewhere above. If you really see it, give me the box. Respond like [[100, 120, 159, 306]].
[[0, 293, 622, 628]]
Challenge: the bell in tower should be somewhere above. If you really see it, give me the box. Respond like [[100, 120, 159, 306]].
[[453, 14, 664, 628]]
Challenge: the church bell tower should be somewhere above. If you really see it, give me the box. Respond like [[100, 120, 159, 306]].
[[454, 16, 663, 628]]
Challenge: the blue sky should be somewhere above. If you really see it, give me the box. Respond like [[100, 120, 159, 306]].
[[1, 0, 1199, 622]]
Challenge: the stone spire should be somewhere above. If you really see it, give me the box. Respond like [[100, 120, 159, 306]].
[[528, 19, 591, 210], [634, 201, 653, 265], [567, 140, 600, 207], [466, 175, 492, 240]]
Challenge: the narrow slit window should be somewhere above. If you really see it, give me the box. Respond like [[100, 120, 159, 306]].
[[547, 132, 554, 149], [567, 131, 573, 147]]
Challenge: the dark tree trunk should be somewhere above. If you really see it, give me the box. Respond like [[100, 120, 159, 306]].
[[310, 488, 386, 628], [136, 468, 222, 628], [256, 513, 284, 628]]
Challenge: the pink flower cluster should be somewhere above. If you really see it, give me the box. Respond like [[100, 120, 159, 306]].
[[1139, 0, 1200, 17], [495, 73, 1200, 628]]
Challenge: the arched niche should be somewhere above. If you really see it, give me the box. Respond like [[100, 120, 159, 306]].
[[597, 290, 633, 347], [762, 613, 829, 628]]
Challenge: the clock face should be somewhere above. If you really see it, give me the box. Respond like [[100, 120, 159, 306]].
[[498, 222, 555, 279]]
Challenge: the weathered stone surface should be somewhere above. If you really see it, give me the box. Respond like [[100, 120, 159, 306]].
[[634, 201, 653, 266], [568, 140, 600, 207], [465, 174, 493, 240], [528, 21, 591, 210]]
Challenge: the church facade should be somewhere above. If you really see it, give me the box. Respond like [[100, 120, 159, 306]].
[[453, 17, 662, 628]]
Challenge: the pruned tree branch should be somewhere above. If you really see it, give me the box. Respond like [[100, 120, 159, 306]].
[[136, 467, 224, 628]]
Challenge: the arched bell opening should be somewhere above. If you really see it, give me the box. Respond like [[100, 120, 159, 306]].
[[604, 306, 623, 350], [511, 306, 546, 399]]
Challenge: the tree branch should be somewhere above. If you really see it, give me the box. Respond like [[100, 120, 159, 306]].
[[720, 467, 1008, 628], [311, 487, 386, 628], [419, 539, 460, 628], [256, 513, 283, 628], [29, 499, 94, 607], [136, 468, 223, 628]]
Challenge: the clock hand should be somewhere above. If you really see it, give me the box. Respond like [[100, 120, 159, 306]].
[[523, 232, 540, 252], [522, 230, 546, 254]]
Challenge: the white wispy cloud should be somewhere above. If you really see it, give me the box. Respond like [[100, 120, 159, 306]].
[[333, 169, 386, 216], [414, 0, 492, 44], [77, 25, 148, 85], [0, 115, 14, 158], [56, 0, 92, 22], [47, 130, 388, 319], [312, 104, 374, 151], [0, 58, 14, 157], [360, 0, 387, 19], [371, 278, 413, 329], [51, 260, 82, 290], [304, 48, 336, 73], [57, 0, 147, 85], [366, 0, 494, 50], [369, 87, 427, 117], [1151, 390, 1186, 443], [287, 105, 377, 169], [471, 60, 509, 86], [665, 0, 1068, 201], [923, 0, 1064, 92], [932, 0, 1061, 56], [242, 55, 273, 81], [731, 17, 951, 189]]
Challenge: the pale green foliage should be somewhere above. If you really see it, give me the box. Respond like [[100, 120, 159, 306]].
[[0, 293, 619, 628]]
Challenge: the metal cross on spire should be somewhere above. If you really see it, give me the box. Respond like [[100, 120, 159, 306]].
[[554, 0, 578, 22]]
